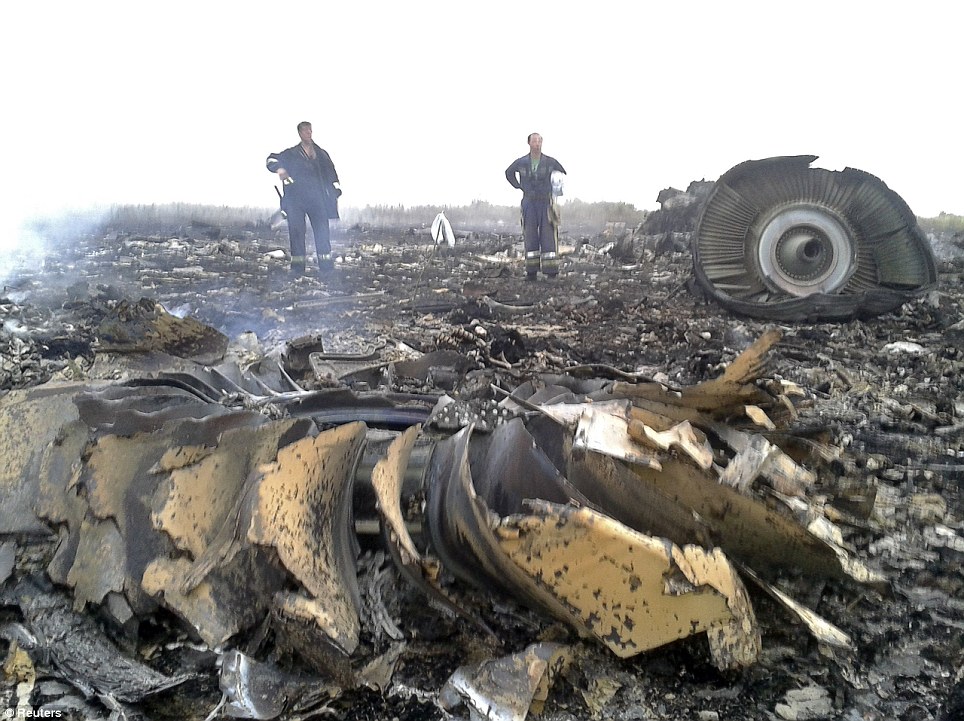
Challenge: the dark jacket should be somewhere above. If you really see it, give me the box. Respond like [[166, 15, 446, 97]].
[[266, 143, 341, 219], [505, 154, 566, 199]]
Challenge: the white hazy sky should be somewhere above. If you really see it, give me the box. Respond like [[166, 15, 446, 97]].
[[1, 0, 960, 242]]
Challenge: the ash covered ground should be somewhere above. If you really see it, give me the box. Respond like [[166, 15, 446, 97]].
[[2, 209, 964, 720]]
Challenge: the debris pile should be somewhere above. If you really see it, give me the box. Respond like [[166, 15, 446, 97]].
[[1, 325, 882, 718], [0, 202, 962, 720]]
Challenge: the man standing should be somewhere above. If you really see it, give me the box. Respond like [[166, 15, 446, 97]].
[[505, 133, 566, 280], [266, 122, 341, 275]]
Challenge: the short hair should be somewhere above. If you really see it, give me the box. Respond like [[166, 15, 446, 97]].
[[527, 132, 541, 143], [297, 121, 312, 133]]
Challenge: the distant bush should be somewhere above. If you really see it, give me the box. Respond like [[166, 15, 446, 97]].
[[342, 199, 648, 233], [342, 200, 516, 230], [919, 212, 964, 235], [107, 203, 270, 232], [105, 199, 649, 236], [556, 200, 648, 228]]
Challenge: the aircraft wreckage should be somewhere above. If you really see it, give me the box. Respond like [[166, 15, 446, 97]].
[[692, 155, 938, 321], [1, 308, 890, 719]]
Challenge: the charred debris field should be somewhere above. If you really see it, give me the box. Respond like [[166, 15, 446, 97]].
[[1, 197, 964, 721]]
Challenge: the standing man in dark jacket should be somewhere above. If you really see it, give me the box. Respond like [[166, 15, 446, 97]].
[[505, 133, 566, 280], [266, 121, 341, 275]]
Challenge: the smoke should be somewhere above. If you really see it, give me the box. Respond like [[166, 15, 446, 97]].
[[0, 216, 48, 284], [0, 206, 111, 289]]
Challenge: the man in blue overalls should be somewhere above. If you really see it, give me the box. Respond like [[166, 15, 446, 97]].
[[266, 122, 341, 275], [505, 133, 567, 280]]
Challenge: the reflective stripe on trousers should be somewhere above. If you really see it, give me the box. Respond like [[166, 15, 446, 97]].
[[526, 249, 541, 274]]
